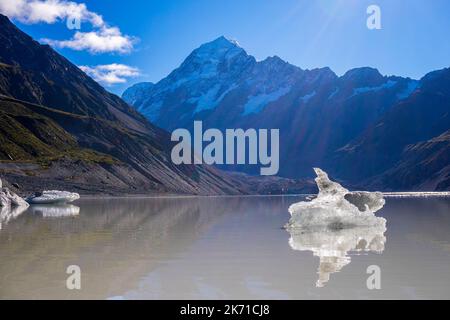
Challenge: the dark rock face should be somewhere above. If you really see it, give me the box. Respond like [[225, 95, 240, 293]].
[[0, 14, 248, 195], [124, 37, 449, 191], [361, 130, 450, 191], [332, 68, 450, 190]]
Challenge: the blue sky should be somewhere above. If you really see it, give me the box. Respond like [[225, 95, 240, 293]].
[[2, 0, 450, 95]]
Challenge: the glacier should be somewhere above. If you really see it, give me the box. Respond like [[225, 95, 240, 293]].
[[242, 86, 291, 115], [190, 84, 238, 114], [286, 168, 386, 229]]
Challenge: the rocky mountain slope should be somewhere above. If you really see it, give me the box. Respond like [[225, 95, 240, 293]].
[[333, 68, 450, 191], [124, 37, 449, 191], [0, 15, 250, 195], [369, 130, 450, 191]]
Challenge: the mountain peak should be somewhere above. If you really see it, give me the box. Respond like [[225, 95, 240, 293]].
[[262, 55, 286, 64], [192, 36, 245, 60], [342, 67, 383, 80], [173, 36, 250, 80], [341, 67, 385, 87], [206, 36, 241, 48], [258, 55, 301, 73]]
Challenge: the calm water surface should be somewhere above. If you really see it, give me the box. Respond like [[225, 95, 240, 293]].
[[0, 195, 449, 299]]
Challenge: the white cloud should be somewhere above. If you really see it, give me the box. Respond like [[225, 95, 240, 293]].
[[0, 0, 103, 25], [79, 64, 140, 85], [43, 26, 136, 54], [0, 0, 135, 54]]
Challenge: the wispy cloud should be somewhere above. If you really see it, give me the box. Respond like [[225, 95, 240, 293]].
[[0, 0, 136, 54], [79, 64, 140, 85]]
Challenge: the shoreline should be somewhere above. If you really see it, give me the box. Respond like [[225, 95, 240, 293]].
[[78, 191, 450, 200]]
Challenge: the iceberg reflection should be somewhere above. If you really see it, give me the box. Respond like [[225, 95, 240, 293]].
[[29, 204, 80, 218], [287, 225, 386, 287], [1, 180, 29, 230], [0, 204, 28, 230]]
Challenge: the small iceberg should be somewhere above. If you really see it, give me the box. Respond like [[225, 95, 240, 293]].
[[0, 178, 29, 230], [285, 168, 387, 287], [26, 190, 80, 205], [287, 168, 386, 229]]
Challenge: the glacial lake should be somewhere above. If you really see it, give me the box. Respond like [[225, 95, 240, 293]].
[[0, 195, 450, 299]]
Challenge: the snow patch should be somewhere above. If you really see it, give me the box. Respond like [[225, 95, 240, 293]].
[[243, 86, 291, 115], [299, 91, 316, 103], [188, 84, 221, 113], [190, 84, 237, 114], [351, 80, 397, 97]]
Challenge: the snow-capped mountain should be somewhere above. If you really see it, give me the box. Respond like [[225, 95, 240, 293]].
[[123, 36, 450, 190], [124, 36, 416, 131]]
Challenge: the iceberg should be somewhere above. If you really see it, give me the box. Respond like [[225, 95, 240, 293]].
[[285, 168, 387, 287], [0, 178, 30, 230], [26, 190, 80, 205], [287, 168, 386, 229]]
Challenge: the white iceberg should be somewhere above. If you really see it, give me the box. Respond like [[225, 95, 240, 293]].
[[26, 190, 80, 205], [287, 225, 386, 287], [0, 178, 30, 230], [287, 168, 386, 229], [285, 168, 387, 287]]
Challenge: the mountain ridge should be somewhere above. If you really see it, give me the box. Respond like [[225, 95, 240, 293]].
[[123, 36, 450, 191]]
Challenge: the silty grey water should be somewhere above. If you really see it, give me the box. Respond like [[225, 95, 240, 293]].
[[0, 195, 449, 299]]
